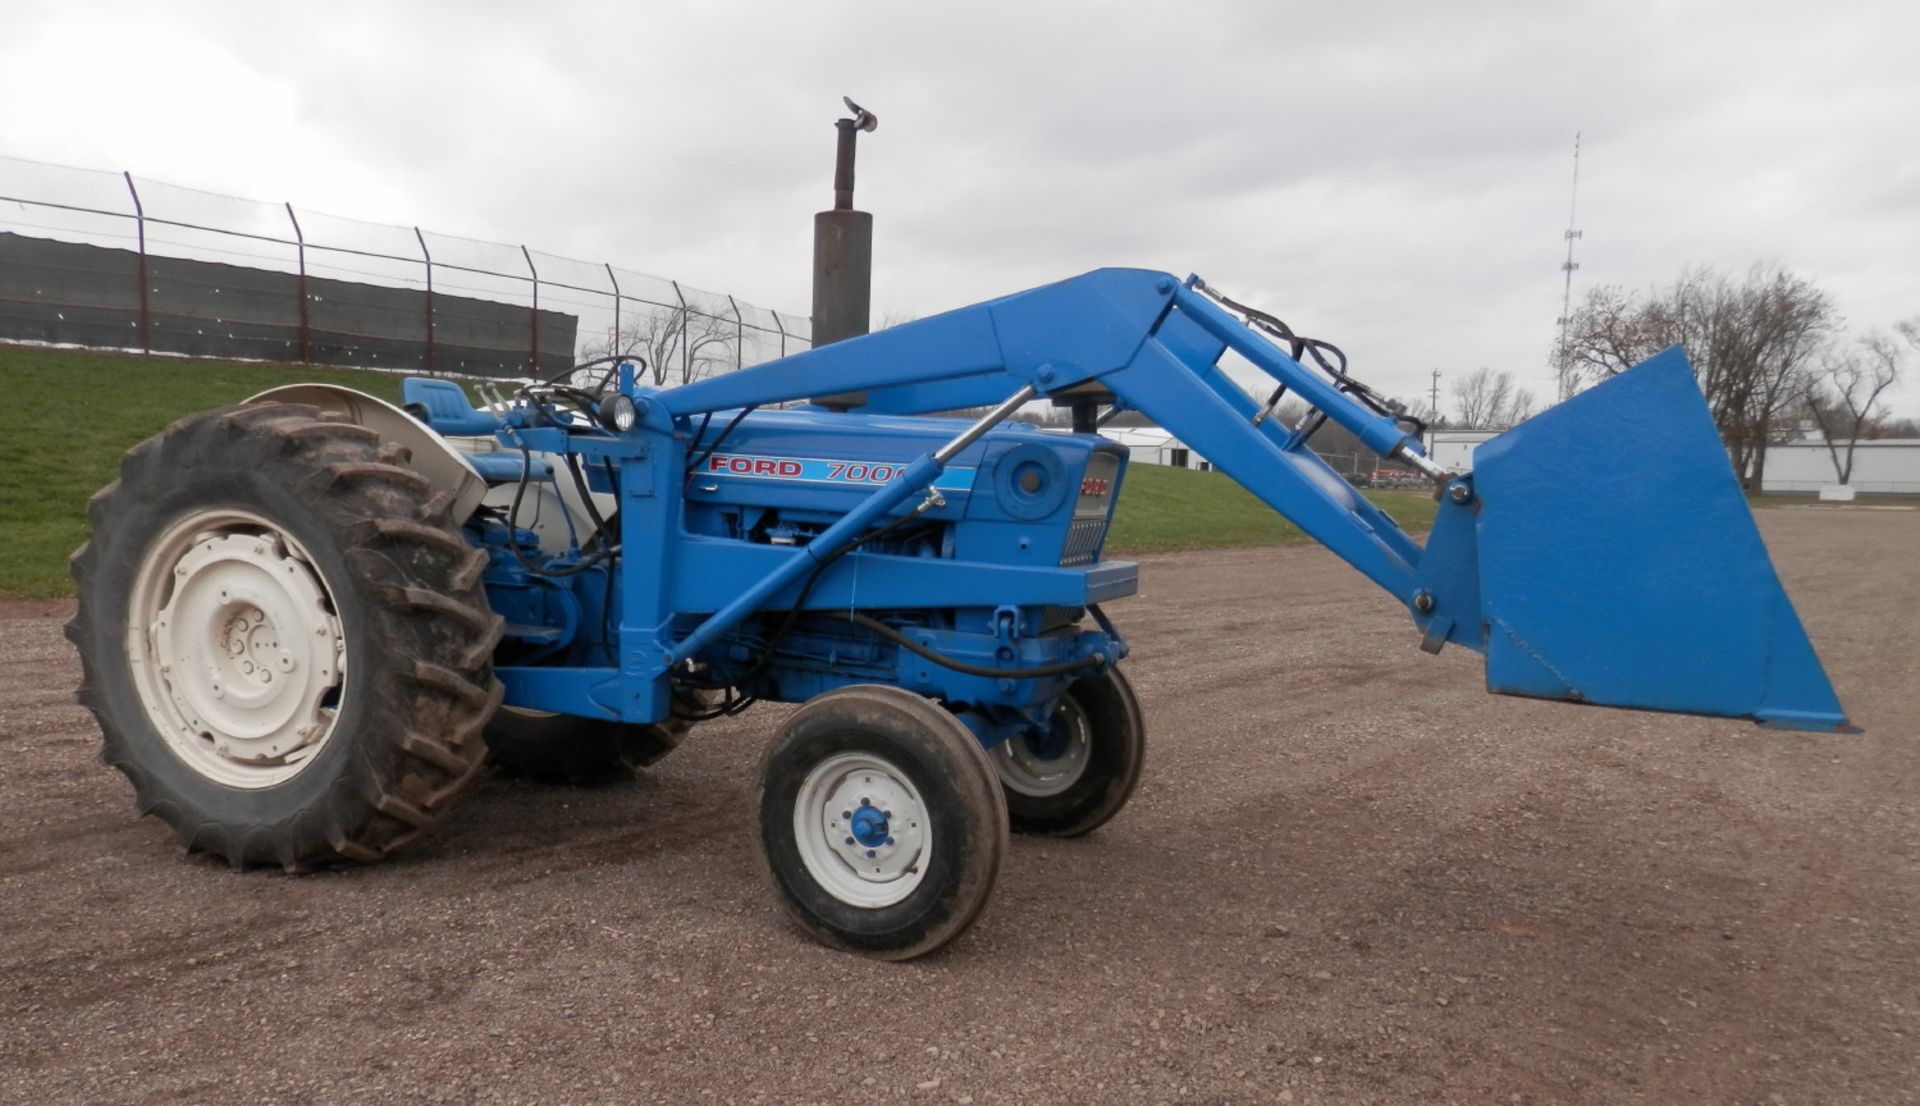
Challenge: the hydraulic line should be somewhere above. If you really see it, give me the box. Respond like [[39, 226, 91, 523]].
[[825, 612, 1104, 679]]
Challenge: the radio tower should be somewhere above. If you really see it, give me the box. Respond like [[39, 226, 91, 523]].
[[1554, 132, 1584, 403]]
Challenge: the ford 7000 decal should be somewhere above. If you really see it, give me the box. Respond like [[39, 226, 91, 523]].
[[701, 453, 975, 492]]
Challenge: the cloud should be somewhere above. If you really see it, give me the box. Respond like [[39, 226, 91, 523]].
[[3, 0, 1915, 411]]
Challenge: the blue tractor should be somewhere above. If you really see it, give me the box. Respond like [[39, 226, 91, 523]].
[[67, 269, 1851, 958]]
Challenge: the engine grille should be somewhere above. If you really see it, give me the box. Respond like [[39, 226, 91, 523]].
[[1059, 515, 1108, 567]]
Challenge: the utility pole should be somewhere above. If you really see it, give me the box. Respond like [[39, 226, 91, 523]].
[[1428, 368, 1442, 452], [1554, 132, 1584, 404]]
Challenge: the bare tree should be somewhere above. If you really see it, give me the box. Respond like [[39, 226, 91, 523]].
[[1402, 399, 1450, 431], [1562, 264, 1836, 487], [1508, 388, 1536, 424], [584, 303, 739, 387], [1450, 368, 1534, 429], [1801, 334, 1903, 485]]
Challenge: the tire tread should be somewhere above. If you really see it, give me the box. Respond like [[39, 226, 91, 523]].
[[66, 401, 502, 871]]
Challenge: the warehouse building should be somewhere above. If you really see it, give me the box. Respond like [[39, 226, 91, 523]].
[[1100, 426, 1212, 470], [1428, 429, 1920, 494]]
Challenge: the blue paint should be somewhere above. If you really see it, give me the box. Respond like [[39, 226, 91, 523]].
[[849, 807, 890, 848], [403, 269, 1848, 736], [1024, 713, 1075, 761], [1465, 348, 1850, 730]]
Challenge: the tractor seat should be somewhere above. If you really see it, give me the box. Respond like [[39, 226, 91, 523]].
[[402, 377, 503, 436], [400, 377, 551, 485]]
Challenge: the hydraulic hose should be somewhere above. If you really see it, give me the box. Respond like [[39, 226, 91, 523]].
[[825, 611, 1104, 680]]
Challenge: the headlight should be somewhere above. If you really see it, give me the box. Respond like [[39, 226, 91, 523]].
[[598, 393, 638, 433]]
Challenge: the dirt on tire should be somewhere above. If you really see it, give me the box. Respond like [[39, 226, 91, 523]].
[[1, 509, 1915, 1104]]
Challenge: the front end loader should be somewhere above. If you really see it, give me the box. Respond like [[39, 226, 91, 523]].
[[67, 268, 1850, 958]]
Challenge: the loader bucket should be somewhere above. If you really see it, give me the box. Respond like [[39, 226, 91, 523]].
[[1424, 347, 1852, 732]]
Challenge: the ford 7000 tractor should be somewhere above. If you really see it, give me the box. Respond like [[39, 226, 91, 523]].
[[67, 269, 1849, 958]]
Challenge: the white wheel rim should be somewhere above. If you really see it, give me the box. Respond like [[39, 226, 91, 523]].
[[127, 509, 347, 789], [992, 696, 1093, 798], [793, 752, 932, 908]]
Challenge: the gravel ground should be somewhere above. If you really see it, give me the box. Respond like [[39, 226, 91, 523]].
[[1, 510, 1915, 1105]]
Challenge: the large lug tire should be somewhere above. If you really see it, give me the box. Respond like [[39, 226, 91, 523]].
[[990, 666, 1146, 838], [484, 688, 710, 785], [65, 401, 504, 871], [755, 685, 1008, 960]]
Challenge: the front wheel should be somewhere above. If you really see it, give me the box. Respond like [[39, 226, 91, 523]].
[[990, 666, 1146, 837], [755, 685, 1008, 959]]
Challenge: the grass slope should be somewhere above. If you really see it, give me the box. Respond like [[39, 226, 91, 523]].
[[1105, 462, 1436, 554], [0, 344, 1438, 598], [1, 346, 405, 598]]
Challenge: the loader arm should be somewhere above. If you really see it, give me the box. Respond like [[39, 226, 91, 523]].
[[663, 270, 1429, 599], [649, 267, 1850, 732]]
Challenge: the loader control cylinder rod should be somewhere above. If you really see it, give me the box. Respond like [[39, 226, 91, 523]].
[[934, 385, 1036, 463], [662, 384, 1036, 670], [1396, 447, 1449, 482]]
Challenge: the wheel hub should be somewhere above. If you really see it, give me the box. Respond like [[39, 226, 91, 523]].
[[848, 803, 891, 848], [130, 514, 347, 789], [795, 753, 931, 908], [990, 695, 1093, 798]]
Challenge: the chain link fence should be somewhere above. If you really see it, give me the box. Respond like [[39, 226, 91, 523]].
[[0, 154, 811, 380]]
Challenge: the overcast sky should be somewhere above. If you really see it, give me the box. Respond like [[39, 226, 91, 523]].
[[3, 0, 1916, 415]]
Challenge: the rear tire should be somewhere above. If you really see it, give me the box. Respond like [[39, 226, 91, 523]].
[[755, 685, 1008, 959], [991, 666, 1146, 837], [66, 402, 503, 870]]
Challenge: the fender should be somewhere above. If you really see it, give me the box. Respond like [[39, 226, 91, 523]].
[[245, 383, 489, 522]]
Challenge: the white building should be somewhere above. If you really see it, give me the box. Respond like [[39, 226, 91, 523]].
[[1100, 426, 1212, 470], [1425, 428, 1920, 495], [1425, 428, 1499, 471], [1759, 440, 1920, 494]]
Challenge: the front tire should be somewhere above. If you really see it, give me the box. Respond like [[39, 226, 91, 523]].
[[990, 666, 1146, 837], [755, 685, 1008, 959], [66, 402, 503, 870]]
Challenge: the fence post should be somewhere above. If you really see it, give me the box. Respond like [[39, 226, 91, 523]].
[[671, 280, 689, 385], [122, 171, 149, 355], [727, 294, 744, 372], [284, 203, 310, 363], [414, 227, 435, 374], [604, 263, 622, 361], [522, 245, 540, 377], [771, 311, 788, 359]]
